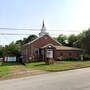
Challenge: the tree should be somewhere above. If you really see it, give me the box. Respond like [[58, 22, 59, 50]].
[[68, 34, 77, 47], [81, 29, 90, 53], [73, 29, 90, 54], [16, 34, 38, 45], [3, 34, 38, 57], [4, 42, 21, 56], [57, 34, 67, 45], [16, 40, 23, 46], [75, 31, 86, 48], [0, 45, 4, 57], [24, 34, 38, 43]]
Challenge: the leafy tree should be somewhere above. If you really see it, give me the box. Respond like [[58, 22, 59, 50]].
[[68, 34, 77, 47], [73, 31, 86, 48], [73, 29, 90, 54], [0, 45, 4, 57], [57, 34, 67, 45], [24, 34, 38, 43], [3, 42, 21, 56], [16, 34, 38, 45], [22, 38, 27, 45], [16, 40, 23, 46], [81, 29, 90, 53]]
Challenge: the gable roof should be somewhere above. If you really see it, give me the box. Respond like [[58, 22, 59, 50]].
[[23, 34, 62, 47]]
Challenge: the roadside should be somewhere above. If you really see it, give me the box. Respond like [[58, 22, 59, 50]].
[[0, 61, 90, 80], [0, 63, 48, 80], [1, 68, 90, 90]]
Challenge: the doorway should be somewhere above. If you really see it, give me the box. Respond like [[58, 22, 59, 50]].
[[46, 49, 53, 59]]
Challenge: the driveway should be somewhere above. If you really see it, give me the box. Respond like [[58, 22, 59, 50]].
[[0, 68, 90, 90]]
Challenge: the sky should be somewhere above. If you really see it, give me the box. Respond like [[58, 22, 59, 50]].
[[0, 0, 90, 45]]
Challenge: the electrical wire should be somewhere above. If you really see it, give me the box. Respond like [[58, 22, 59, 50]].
[[0, 27, 80, 32]]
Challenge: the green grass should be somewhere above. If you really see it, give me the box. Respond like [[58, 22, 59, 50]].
[[26, 61, 90, 72], [1, 61, 90, 78], [0, 63, 11, 77], [0, 62, 23, 77]]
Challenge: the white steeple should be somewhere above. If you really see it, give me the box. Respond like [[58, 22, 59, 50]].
[[39, 20, 48, 37]]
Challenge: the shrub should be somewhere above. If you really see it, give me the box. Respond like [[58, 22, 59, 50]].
[[83, 54, 90, 60], [64, 57, 78, 61]]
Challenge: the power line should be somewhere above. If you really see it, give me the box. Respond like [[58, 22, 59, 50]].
[[0, 28, 40, 30], [0, 33, 30, 35], [0, 27, 80, 32]]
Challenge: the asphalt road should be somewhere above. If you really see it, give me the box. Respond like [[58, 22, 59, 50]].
[[0, 68, 90, 90]]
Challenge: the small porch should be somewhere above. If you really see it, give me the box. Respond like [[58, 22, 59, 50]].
[[34, 44, 55, 62]]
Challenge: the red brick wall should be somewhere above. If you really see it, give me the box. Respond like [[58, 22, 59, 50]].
[[22, 35, 61, 61], [22, 34, 81, 61], [30, 35, 60, 59], [54, 50, 81, 60]]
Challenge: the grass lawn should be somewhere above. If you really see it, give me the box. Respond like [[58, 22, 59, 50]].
[[0, 66, 10, 77], [1, 61, 90, 79], [26, 61, 90, 72], [0, 62, 25, 78]]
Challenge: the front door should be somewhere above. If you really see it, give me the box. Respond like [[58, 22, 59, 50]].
[[46, 49, 53, 59]]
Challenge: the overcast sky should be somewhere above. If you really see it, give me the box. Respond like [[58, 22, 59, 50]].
[[0, 0, 90, 45]]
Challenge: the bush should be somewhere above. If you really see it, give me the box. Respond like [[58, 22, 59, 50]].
[[64, 57, 78, 61], [83, 54, 90, 60]]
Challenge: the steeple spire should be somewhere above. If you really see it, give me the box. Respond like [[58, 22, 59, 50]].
[[42, 20, 45, 29], [39, 20, 48, 37], [41, 20, 46, 32]]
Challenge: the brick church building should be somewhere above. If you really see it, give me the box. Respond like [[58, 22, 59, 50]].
[[22, 21, 82, 62]]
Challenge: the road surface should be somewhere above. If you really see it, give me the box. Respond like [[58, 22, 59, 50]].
[[0, 68, 90, 90]]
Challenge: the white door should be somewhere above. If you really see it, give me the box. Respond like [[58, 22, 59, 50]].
[[46, 49, 53, 58]]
